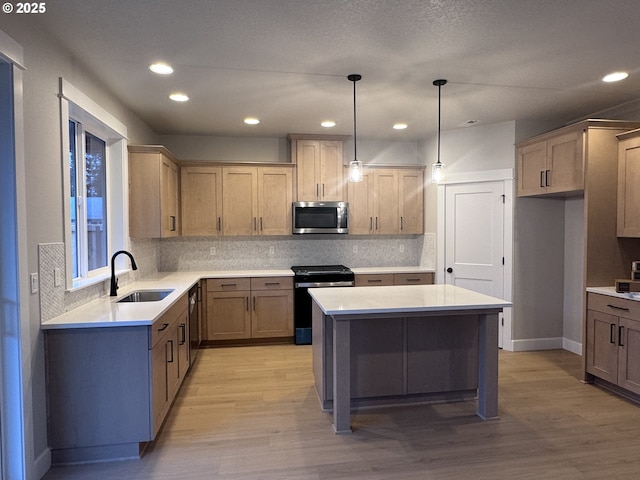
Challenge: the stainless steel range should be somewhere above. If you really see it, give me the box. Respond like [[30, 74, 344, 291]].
[[291, 265, 355, 345]]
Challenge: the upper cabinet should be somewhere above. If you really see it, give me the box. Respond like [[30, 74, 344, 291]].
[[347, 166, 424, 235], [617, 128, 640, 237], [517, 128, 584, 197], [129, 146, 180, 238], [181, 166, 223, 236], [289, 134, 349, 201]]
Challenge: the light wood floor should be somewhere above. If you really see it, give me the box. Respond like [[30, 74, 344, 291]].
[[43, 346, 640, 479]]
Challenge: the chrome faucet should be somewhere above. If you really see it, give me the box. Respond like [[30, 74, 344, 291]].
[[110, 250, 138, 296]]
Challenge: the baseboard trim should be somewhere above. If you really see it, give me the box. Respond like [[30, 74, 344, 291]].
[[510, 337, 582, 355], [33, 447, 51, 480]]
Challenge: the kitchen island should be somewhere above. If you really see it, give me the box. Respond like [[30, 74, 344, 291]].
[[309, 284, 511, 433]]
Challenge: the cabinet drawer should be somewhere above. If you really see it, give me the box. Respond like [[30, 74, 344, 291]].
[[207, 277, 251, 292], [587, 293, 640, 318], [250, 276, 293, 291], [355, 274, 394, 287], [393, 273, 434, 285]]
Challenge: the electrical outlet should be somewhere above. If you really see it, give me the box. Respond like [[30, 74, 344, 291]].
[[30, 273, 39, 294], [54, 268, 63, 287], [353, 245, 358, 253], [399, 244, 404, 253], [269, 246, 275, 255], [210, 246, 216, 256]]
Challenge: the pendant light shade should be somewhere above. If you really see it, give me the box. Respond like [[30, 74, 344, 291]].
[[348, 74, 363, 182], [432, 79, 447, 183]]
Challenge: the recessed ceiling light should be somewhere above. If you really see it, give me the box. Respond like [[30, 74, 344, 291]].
[[244, 117, 260, 125], [149, 63, 174, 75], [169, 93, 189, 102], [602, 71, 629, 83], [459, 120, 479, 127], [393, 123, 408, 130], [321, 121, 336, 128]]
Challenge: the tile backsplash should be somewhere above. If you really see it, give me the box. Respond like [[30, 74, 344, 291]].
[[39, 234, 435, 321]]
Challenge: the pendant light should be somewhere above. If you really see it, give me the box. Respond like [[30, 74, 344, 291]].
[[432, 79, 447, 183], [347, 74, 363, 182]]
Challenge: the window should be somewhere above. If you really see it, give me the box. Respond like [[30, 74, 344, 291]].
[[60, 79, 128, 288]]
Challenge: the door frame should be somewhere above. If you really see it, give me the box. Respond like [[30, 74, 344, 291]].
[[0, 29, 32, 480], [436, 168, 514, 351]]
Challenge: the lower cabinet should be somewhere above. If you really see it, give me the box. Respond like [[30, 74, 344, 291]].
[[46, 293, 189, 464], [355, 272, 434, 287], [586, 293, 640, 395], [204, 276, 293, 342]]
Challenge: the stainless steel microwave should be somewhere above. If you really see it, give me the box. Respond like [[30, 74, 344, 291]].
[[292, 201, 348, 234]]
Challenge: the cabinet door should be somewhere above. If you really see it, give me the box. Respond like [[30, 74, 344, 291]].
[[166, 328, 181, 404], [393, 273, 434, 285], [296, 140, 321, 201], [517, 141, 547, 196], [251, 290, 293, 338], [586, 309, 619, 384], [617, 139, 640, 237], [347, 169, 374, 234], [151, 340, 169, 437], [205, 291, 251, 340], [319, 140, 344, 201], [177, 309, 190, 380], [617, 316, 640, 395], [399, 169, 424, 234], [180, 166, 222, 236], [222, 167, 258, 236], [355, 274, 394, 287], [546, 130, 583, 194], [373, 170, 399, 234], [257, 167, 293, 235], [160, 155, 180, 237]]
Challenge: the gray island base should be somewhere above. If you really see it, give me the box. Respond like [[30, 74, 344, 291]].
[[309, 284, 511, 433]]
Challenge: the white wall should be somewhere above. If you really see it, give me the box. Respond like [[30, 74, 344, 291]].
[[0, 19, 158, 478]]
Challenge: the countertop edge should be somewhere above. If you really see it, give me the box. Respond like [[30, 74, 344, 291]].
[[586, 286, 640, 301]]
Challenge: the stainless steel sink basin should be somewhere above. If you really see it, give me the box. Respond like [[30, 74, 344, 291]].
[[116, 289, 174, 303]]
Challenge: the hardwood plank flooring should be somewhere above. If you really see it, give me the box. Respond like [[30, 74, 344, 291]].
[[43, 347, 640, 479]]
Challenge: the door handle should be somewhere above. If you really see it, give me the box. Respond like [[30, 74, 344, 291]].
[[446, 267, 453, 273]]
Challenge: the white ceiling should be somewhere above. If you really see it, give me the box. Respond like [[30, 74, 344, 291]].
[[34, 0, 640, 141]]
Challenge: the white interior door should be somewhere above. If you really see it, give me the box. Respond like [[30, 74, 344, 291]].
[[444, 181, 507, 346]]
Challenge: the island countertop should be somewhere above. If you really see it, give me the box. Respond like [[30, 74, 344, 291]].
[[309, 284, 511, 316]]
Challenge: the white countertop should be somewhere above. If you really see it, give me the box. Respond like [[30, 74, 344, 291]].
[[351, 266, 435, 274], [42, 269, 293, 330], [309, 284, 511, 316], [586, 286, 640, 301]]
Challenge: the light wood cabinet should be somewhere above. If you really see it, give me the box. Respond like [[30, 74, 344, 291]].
[[289, 135, 348, 201], [221, 166, 293, 236], [348, 166, 425, 235], [586, 293, 640, 395], [617, 129, 640, 237], [355, 272, 434, 287], [204, 276, 293, 342], [129, 146, 180, 238], [517, 128, 584, 197], [180, 166, 223, 236]]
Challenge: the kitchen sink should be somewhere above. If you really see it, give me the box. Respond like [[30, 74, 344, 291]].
[[116, 289, 174, 303]]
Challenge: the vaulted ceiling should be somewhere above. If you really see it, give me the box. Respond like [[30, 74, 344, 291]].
[[34, 0, 640, 141]]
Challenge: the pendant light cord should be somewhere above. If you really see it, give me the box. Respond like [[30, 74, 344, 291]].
[[433, 79, 447, 166], [348, 74, 362, 161]]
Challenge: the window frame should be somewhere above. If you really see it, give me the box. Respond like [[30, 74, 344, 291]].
[[59, 78, 128, 290]]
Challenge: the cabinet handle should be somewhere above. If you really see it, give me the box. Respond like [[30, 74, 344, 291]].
[[316, 184, 319, 198], [545, 169, 551, 187], [265, 282, 280, 286], [221, 283, 237, 288], [369, 217, 373, 231], [253, 217, 257, 231], [619, 326, 625, 347], [167, 340, 174, 363], [170, 216, 176, 231], [375, 217, 378, 230], [400, 216, 404, 230], [217, 217, 221, 232], [368, 279, 382, 283], [406, 278, 421, 282], [610, 323, 616, 344], [322, 183, 325, 197], [260, 217, 263, 231], [607, 304, 630, 312], [246, 297, 249, 311], [157, 323, 169, 332], [179, 323, 186, 345], [253, 296, 256, 311], [540, 171, 545, 188]]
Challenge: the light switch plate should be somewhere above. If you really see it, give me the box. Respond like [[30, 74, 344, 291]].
[[54, 268, 63, 287], [30, 273, 39, 294]]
